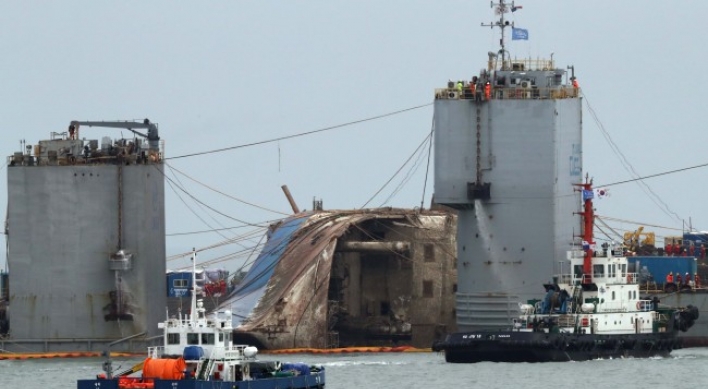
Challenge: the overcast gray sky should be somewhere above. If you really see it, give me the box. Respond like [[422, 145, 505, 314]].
[[2, 1, 707, 271]]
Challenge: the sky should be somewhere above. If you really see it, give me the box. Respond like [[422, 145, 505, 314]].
[[2, 1, 708, 272]]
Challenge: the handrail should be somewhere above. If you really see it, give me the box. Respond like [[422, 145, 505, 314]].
[[435, 86, 579, 101], [488, 58, 556, 72]]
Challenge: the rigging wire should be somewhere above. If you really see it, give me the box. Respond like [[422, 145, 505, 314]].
[[360, 130, 433, 208], [163, 169, 239, 245], [167, 224, 271, 237], [584, 93, 682, 222], [166, 164, 238, 243], [420, 113, 435, 209], [594, 216, 625, 242], [153, 164, 267, 228], [165, 162, 289, 216], [379, 132, 431, 207], [166, 103, 432, 160], [596, 162, 708, 189], [166, 227, 268, 261], [595, 214, 685, 232]]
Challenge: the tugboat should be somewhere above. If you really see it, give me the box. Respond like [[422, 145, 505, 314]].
[[77, 251, 325, 388], [433, 179, 699, 362]]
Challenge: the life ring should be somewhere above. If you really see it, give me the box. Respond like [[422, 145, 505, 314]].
[[636, 302, 642, 310]]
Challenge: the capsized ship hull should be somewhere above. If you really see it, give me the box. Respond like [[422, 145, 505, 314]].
[[219, 208, 457, 349]]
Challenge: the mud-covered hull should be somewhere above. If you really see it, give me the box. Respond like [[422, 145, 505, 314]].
[[434, 331, 681, 363]]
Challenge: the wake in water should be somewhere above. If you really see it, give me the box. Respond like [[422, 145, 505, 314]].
[[322, 360, 410, 367]]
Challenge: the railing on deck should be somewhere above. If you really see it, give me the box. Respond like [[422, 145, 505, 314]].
[[435, 86, 579, 101], [488, 59, 556, 72]]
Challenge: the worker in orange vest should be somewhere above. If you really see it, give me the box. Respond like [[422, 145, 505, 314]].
[[484, 82, 491, 100], [666, 272, 674, 284]]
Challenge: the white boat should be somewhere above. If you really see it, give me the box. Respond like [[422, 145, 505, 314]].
[[78, 250, 325, 388]]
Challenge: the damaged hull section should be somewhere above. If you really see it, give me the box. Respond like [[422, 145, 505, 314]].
[[220, 209, 457, 349]]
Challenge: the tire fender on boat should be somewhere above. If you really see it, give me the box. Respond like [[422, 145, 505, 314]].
[[555, 338, 567, 351]]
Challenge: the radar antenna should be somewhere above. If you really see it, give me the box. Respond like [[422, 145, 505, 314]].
[[481, 0, 522, 70]]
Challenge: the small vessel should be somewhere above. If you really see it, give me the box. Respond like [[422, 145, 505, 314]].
[[78, 251, 325, 388], [432, 179, 700, 362]]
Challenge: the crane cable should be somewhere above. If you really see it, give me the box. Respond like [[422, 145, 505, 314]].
[[166, 103, 432, 160]]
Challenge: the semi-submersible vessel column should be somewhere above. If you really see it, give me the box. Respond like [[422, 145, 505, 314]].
[[433, 0, 582, 331]]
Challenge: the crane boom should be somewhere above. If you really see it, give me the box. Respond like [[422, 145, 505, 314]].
[[69, 119, 160, 151]]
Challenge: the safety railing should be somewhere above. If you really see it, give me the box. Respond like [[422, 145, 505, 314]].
[[487, 58, 556, 72], [435, 86, 579, 101]]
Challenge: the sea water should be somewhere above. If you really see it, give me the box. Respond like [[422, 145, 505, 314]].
[[2, 349, 708, 389]]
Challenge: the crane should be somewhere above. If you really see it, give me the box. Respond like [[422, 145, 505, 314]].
[[69, 118, 160, 152], [623, 226, 656, 255]]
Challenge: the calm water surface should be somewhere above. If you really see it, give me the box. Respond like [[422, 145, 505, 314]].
[[3, 348, 708, 389]]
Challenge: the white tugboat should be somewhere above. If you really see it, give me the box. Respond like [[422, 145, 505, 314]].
[[433, 178, 699, 362]]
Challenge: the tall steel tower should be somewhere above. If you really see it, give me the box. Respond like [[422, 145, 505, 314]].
[[433, 1, 582, 331]]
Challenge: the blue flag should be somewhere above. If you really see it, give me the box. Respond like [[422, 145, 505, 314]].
[[512, 28, 529, 40]]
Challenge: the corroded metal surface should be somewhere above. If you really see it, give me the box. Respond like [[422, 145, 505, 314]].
[[222, 209, 457, 349]]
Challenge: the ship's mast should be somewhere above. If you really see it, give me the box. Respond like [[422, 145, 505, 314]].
[[575, 177, 595, 284], [190, 248, 198, 325], [482, 0, 518, 70]]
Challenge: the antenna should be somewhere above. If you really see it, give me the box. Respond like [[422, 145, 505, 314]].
[[481, 0, 521, 70], [191, 248, 197, 325]]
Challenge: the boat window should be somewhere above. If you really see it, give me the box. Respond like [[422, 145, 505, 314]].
[[633, 291, 637, 299], [174, 279, 188, 288], [219, 333, 224, 342], [628, 291, 631, 300], [612, 291, 615, 300], [187, 333, 199, 345], [201, 333, 215, 345], [167, 333, 180, 345], [593, 264, 604, 278], [573, 265, 584, 278], [610, 264, 616, 278], [621, 264, 627, 277]]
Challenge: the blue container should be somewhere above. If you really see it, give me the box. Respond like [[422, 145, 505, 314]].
[[628, 256, 698, 284], [183, 346, 204, 361]]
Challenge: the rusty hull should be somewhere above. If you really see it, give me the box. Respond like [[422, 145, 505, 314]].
[[227, 208, 457, 349]]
